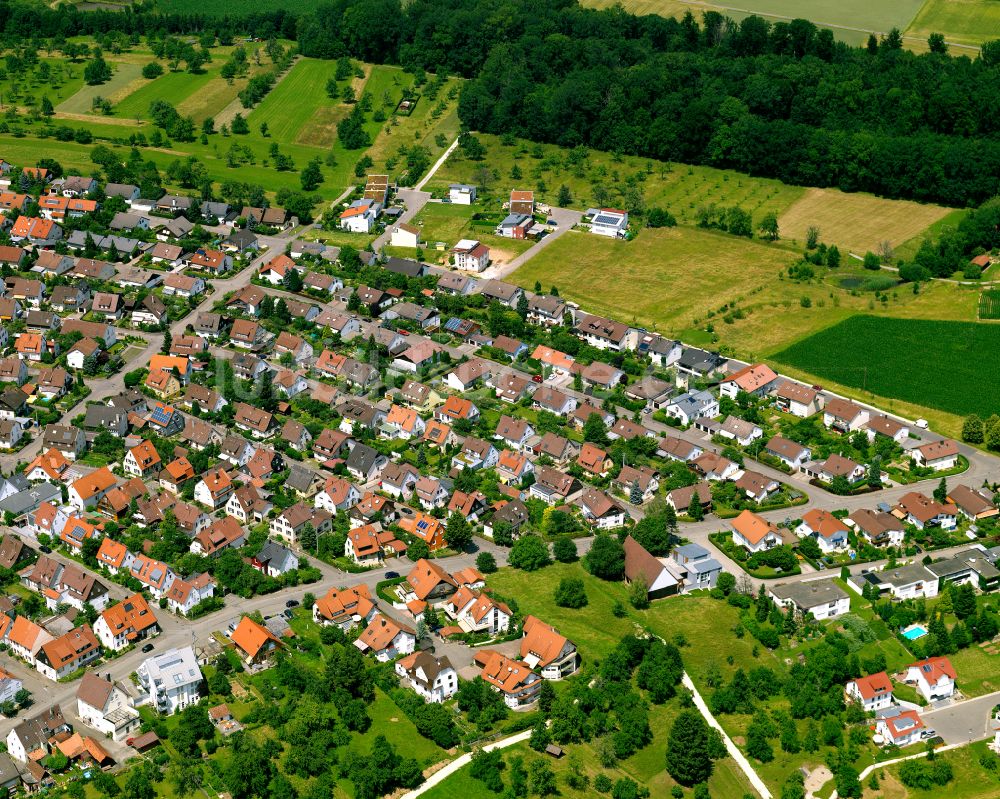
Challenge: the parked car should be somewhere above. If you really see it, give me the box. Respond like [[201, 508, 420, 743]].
[[385, 571, 400, 579], [141, 643, 154, 653], [532, 374, 543, 383], [921, 729, 936, 739], [285, 599, 299, 608], [39, 545, 51, 553]]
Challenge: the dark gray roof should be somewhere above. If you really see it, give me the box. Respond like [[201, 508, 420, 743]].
[[384, 257, 424, 278], [255, 539, 296, 570], [84, 405, 127, 430], [0, 483, 60, 515], [345, 443, 382, 474]]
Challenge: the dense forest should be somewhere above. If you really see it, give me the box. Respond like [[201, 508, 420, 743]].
[[3, 0, 1000, 207], [299, 0, 1000, 207]]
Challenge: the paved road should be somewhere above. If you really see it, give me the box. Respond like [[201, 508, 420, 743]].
[[921, 690, 1000, 745], [373, 188, 432, 252]]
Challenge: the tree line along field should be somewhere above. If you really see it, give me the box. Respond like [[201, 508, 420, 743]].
[[432, 133, 955, 256], [4, 39, 461, 205], [771, 315, 1000, 418]]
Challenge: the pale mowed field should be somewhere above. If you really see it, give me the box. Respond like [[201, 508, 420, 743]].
[[906, 0, 1000, 45], [778, 187, 954, 255]]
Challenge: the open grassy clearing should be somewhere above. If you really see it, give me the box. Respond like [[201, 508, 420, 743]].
[[945, 641, 1000, 696], [486, 564, 870, 795], [0, 57, 85, 111], [510, 226, 978, 352], [905, 0, 1000, 46], [157, 0, 332, 12], [894, 208, 969, 263], [366, 79, 462, 164], [582, 0, 924, 32], [55, 60, 143, 114], [771, 315, 1000, 418], [430, 133, 806, 232], [432, 134, 949, 255], [431, 565, 759, 798], [778, 187, 954, 256]]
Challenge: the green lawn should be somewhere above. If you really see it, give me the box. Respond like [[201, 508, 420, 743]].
[[771, 315, 1000, 418]]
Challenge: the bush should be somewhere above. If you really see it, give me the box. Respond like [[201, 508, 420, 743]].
[[476, 551, 497, 573], [554, 578, 588, 608], [899, 758, 953, 789], [508, 534, 551, 571]]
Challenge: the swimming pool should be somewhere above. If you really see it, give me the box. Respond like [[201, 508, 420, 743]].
[[902, 626, 928, 640]]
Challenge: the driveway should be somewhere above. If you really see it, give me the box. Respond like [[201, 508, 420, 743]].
[[921, 691, 1000, 744], [481, 206, 583, 280]]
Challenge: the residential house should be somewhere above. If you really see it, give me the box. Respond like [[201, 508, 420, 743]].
[[313, 585, 378, 630], [193, 467, 233, 509], [719, 363, 779, 399], [904, 656, 956, 702], [270, 502, 332, 544], [68, 467, 117, 511], [395, 652, 458, 703], [452, 239, 490, 272], [622, 535, 679, 599], [765, 436, 812, 471], [665, 390, 719, 425], [770, 580, 850, 621], [123, 440, 162, 479], [847, 509, 905, 548], [876, 709, 925, 748], [579, 488, 627, 529], [845, 671, 895, 712], [520, 615, 578, 680], [35, 625, 100, 681], [230, 617, 283, 667], [914, 439, 960, 472], [730, 509, 782, 553], [191, 517, 246, 557], [354, 613, 415, 661], [137, 647, 202, 715], [575, 314, 635, 351], [76, 673, 139, 742], [128, 555, 176, 599], [893, 492, 958, 531], [475, 650, 540, 707], [796, 509, 849, 553], [774, 381, 825, 417], [823, 398, 869, 433], [93, 594, 159, 652]]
